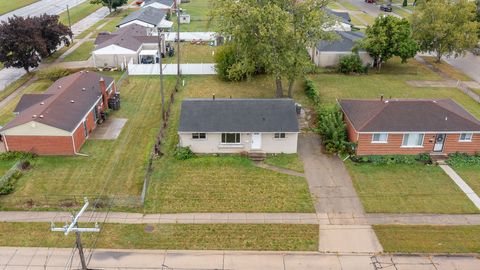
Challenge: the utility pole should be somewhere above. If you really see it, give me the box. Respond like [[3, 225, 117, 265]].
[[176, 5, 181, 89], [51, 198, 100, 270], [157, 29, 165, 120], [67, 5, 72, 37]]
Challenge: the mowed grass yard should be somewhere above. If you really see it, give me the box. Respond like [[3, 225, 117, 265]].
[[62, 41, 95, 62], [0, 222, 319, 251], [59, 2, 102, 26], [173, 0, 216, 31], [145, 75, 314, 213], [374, 225, 480, 253], [163, 43, 217, 64], [0, 75, 176, 210], [0, 0, 38, 15], [451, 164, 480, 196]]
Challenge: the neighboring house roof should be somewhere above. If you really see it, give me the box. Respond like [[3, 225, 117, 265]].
[[144, 0, 174, 8], [1, 71, 114, 133], [13, 94, 53, 114], [179, 99, 300, 133], [316, 31, 364, 52], [326, 9, 351, 25], [94, 24, 158, 51], [117, 6, 167, 27], [339, 99, 480, 132]]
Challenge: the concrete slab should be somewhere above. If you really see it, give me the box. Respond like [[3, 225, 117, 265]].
[[164, 251, 224, 269], [284, 254, 341, 270], [224, 254, 285, 270], [319, 225, 383, 253], [338, 255, 376, 270], [90, 118, 127, 140], [434, 256, 480, 270]]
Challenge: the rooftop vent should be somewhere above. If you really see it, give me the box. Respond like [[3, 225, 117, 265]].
[[39, 115, 44, 118], [40, 102, 44, 105], [70, 100, 75, 103], [32, 115, 37, 118], [445, 116, 448, 121], [58, 85, 62, 88], [82, 87, 86, 91]]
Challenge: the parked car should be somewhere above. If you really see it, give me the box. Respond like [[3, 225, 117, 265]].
[[380, 4, 393, 12], [365, 0, 376, 3]]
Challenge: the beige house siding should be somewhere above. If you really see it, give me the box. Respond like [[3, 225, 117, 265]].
[[308, 48, 373, 68], [93, 53, 138, 68], [1, 121, 70, 136], [179, 132, 298, 154]]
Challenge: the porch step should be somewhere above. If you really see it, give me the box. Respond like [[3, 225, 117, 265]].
[[248, 152, 267, 161], [430, 153, 448, 165]]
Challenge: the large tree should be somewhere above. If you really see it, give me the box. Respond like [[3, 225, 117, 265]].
[[361, 15, 418, 70], [0, 15, 72, 72], [412, 0, 479, 62], [90, 0, 128, 13], [213, 0, 333, 97]]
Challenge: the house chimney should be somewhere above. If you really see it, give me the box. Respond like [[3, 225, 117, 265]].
[[213, 93, 215, 100], [99, 77, 108, 109]]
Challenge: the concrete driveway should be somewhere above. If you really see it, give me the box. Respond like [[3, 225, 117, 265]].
[[298, 133, 364, 214]]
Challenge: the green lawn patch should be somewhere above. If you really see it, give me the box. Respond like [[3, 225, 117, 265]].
[[451, 164, 480, 196], [171, 0, 216, 31], [163, 43, 217, 64], [77, 9, 136, 39], [309, 58, 480, 119], [0, 222, 319, 251], [43, 45, 74, 64], [392, 6, 412, 19], [62, 41, 95, 62], [345, 161, 479, 213], [0, 75, 176, 210], [0, 62, 4, 70], [0, 161, 16, 176], [0, 0, 38, 15], [356, 12, 376, 25], [422, 56, 472, 81], [59, 2, 102, 26], [374, 225, 480, 253], [338, 1, 359, 11], [265, 154, 305, 173], [327, 2, 344, 10]]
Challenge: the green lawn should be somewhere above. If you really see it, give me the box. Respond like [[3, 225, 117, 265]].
[[0, 62, 4, 70], [392, 6, 412, 19], [374, 225, 480, 253], [59, 2, 102, 26], [0, 75, 176, 210], [42, 44, 73, 64], [62, 41, 95, 62], [0, 161, 16, 176], [0, 222, 319, 251], [172, 0, 216, 31], [338, 1, 359, 11], [265, 154, 305, 173], [0, 0, 38, 15], [145, 75, 314, 213], [163, 43, 217, 64], [356, 12, 376, 25], [451, 164, 480, 196], [310, 58, 480, 119], [346, 162, 479, 214], [422, 56, 472, 81], [327, 2, 344, 10]]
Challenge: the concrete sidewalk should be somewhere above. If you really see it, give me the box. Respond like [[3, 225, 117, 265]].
[[1, 247, 479, 270]]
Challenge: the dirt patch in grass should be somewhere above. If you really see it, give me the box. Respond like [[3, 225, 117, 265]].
[[374, 225, 480, 253], [0, 222, 319, 251], [346, 162, 479, 214]]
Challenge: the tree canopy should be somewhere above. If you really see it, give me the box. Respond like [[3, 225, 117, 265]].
[[90, 0, 128, 13], [0, 15, 72, 72], [361, 15, 418, 70], [212, 0, 334, 97], [412, 0, 479, 62]]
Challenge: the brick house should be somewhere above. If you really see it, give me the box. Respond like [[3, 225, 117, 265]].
[[0, 71, 116, 155], [339, 99, 480, 155]]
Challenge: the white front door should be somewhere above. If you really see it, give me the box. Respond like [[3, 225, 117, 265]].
[[251, 133, 262, 150], [433, 134, 446, 152]]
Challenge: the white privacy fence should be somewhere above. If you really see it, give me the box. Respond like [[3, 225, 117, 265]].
[[127, 60, 216, 75], [163, 32, 217, 41]]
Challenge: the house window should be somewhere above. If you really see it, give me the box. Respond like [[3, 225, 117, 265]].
[[221, 133, 240, 144], [459, 133, 473, 142], [274, 133, 286, 139], [402, 133, 424, 147], [371, 133, 388, 143], [192, 133, 206, 139]]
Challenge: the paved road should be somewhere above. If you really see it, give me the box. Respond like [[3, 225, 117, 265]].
[[0, 0, 87, 22], [341, 0, 400, 18], [1, 247, 479, 270]]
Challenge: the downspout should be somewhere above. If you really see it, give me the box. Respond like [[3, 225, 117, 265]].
[[2, 134, 9, 152], [71, 130, 89, 157]]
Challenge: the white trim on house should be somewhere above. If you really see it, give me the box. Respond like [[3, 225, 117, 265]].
[[401, 133, 425, 148]]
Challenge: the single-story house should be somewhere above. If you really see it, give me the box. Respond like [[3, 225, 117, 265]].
[[178, 99, 300, 154], [0, 71, 116, 155], [339, 98, 480, 155], [93, 24, 165, 68], [326, 9, 352, 31], [141, 0, 176, 11], [117, 7, 173, 30], [309, 31, 373, 68]]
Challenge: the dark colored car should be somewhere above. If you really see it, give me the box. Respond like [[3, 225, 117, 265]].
[[380, 4, 393, 12], [365, 0, 376, 3]]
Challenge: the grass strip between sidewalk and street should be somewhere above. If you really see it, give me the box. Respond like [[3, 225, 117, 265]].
[[0, 0, 39, 15], [58, 2, 102, 26], [0, 222, 319, 251], [374, 225, 480, 253]]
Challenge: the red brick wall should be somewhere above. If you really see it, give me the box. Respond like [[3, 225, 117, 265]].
[[344, 114, 358, 143], [4, 135, 74, 155], [72, 110, 96, 153], [443, 134, 480, 154]]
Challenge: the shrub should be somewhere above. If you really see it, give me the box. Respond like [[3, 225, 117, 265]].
[[173, 146, 195, 160], [315, 106, 354, 154], [337, 54, 367, 74], [304, 78, 320, 104], [446, 152, 480, 167], [0, 171, 22, 195], [0, 151, 36, 161], [350, 154, 432, 165], [214, 44, 255, 81], [37, 67, 71, 81]]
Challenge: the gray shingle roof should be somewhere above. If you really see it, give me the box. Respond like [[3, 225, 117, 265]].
[[326, 9, 351, 25], [179, 99, 300, 133], [144, 0, 174, 7], [13, 94, 53, 114], [94, 24, 157, 51], [339, 99, 480, 132], [117, 7, 166, 27], [316, 31, 364, 52]]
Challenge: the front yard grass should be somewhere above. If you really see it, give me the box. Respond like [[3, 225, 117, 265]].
[[62, 41, 95, 62], [0, 161, 16, 176], [145, 75, 314, 213], [450, 164, 480, 196], [59, 2, 102, 26], [0, 75, 176, 210], [374, 225, 480, 253], [265, 154, 305, 173], [0, 0, 38, 15], [42, 44, 73, 64], [0, 222, 319, 251], [345, 161, 479, 214], [310, 58, 480, 119]]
